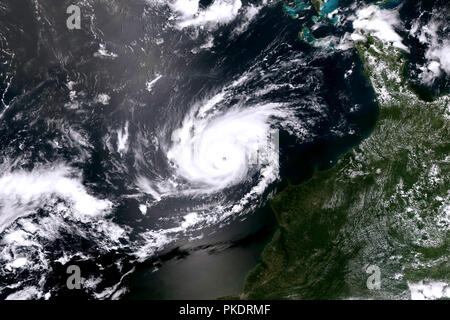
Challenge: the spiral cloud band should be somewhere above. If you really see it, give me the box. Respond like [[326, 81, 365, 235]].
[[167, 102, 280, 194]]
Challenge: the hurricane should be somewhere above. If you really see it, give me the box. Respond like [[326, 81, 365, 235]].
[[166, 102, 280, 193]]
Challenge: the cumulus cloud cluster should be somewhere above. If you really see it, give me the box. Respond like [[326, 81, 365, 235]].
[[351, 5, 409, 52], [411, 15, 450, 84]]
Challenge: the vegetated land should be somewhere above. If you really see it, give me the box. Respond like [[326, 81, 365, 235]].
[[235, 36, 450, 299]]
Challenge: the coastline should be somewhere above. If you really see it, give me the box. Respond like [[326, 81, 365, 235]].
[[232, 32, 449, 299]]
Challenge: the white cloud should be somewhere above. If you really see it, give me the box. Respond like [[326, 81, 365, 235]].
[[170, 0, 243, 29], [352, 5, 409, 52], [409, 281, 450, 300], [117, 121, 129, 155], [0, 165, 112, 233], [146, 74, 162, 92], [411, 13, 450, 84]]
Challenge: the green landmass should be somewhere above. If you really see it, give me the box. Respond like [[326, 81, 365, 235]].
[[311, 0, 322, 12], [232, 32, 449, 299]]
